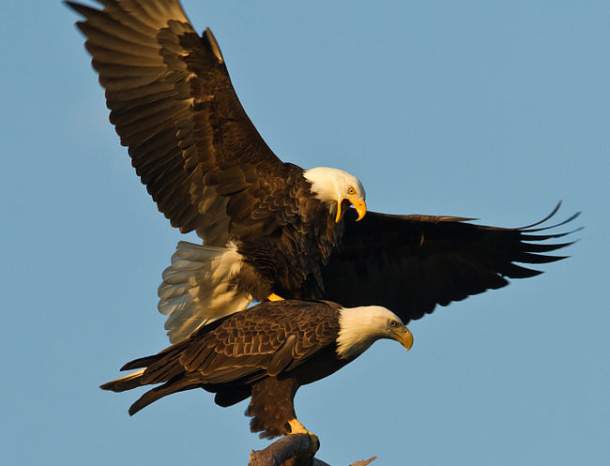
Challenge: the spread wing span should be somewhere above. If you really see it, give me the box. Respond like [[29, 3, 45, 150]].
[[322, 203, 580, 323], [67, 0, 293, 244]]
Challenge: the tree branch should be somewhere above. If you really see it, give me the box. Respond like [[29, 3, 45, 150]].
[[248, 434, 377, 466]]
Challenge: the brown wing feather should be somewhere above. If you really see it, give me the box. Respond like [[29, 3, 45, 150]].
[[67, 0, 297, 244], [101, 300, 341, 415], [322, 203, 580, 323], [174, 301, 340, 384]]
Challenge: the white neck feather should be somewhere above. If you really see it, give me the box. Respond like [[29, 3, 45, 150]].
[[303, 167, 342, 203], [336, 306, 395, 359], [303, 167, 365, 204]]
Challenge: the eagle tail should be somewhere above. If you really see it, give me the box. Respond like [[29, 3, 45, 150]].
[[101, 345, 186, 393], [128, 377, 198, 416], [158, 241, 253, 343], [100, 369, 146, 392], [102, 346, 196, 414], [120, 355, 158, 371]]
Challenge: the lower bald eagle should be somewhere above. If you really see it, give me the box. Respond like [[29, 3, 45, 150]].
[[67, 0, 580, 343], [101, 300, 413, 438]]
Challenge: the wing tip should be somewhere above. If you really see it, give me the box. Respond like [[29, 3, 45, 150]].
[[204, 28, 225, 64], [518, 202, 582, 232], [64, 0, 94, 17]]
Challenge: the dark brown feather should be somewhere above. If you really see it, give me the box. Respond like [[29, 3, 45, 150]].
[[68, 2, 579, 335], [100, 300, 342, 437], [66, 0, 314, 248], [321, 204, 580, 323]]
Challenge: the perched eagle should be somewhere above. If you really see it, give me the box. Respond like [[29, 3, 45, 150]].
[[101, 300, 413, 438], [67, 1, 578, 342]]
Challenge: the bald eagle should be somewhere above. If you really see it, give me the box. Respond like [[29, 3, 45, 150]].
[[67, 1, 579, 342], [101, 300, 413, 438]]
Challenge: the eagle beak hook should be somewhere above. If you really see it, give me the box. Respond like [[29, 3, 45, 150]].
[[398, 327, 414, 351], [353, 198, 367, 222], [335, 196, 367, 223]]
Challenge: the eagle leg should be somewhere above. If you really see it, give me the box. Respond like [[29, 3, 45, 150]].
[[288, 418, 315, 436]]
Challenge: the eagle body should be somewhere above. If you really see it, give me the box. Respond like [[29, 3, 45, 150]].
[[68, 0, 578, 344], [101, 300, 413, 438], [230, 169, 343, 301], [157, 167, 347, 340]]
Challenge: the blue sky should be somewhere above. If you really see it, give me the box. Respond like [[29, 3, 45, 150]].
[[1, 1, 608, 465]]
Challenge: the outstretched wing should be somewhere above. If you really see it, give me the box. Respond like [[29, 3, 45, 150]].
[[322, 203, 580, 323], [67, 0, 296, 244]]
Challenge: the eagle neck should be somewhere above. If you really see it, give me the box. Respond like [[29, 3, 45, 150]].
[[303, 167, 341, 206], [336, 307, 385, 360]]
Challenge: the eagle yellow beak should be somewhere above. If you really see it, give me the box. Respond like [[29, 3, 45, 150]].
[[335, 195, 367, 223], [395, 326, 414, 351], [351, 197, 367, 222]]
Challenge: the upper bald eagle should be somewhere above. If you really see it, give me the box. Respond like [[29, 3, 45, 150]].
[[101, 300, 413, 438], [67, 0, 579, 342]]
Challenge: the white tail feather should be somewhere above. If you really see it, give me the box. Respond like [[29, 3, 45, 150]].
[[158, 241, 253, 343]]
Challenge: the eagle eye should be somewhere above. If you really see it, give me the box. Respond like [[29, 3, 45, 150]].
[[347, 186, 356, 195], [389, 320, 400, 328]]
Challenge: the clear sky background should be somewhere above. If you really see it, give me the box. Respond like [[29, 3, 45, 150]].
[[1, 1, 608, 465]]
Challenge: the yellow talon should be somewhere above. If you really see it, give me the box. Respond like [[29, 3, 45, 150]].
[[267, 293, 285, 302]]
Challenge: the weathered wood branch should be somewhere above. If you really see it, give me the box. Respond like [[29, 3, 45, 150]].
[[248, 434, 377, 466]]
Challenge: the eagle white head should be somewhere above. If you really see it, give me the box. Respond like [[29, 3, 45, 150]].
[[336, 305, 414, 359], [304, 167, 367, 222]]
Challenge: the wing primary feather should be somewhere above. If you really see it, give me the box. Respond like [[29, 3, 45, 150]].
[[513, 252, 569, 264], [515, 201, 563, 229], [323, 206, 580, 324], [204, 28, 224, 64], [67, 0, 291, 241], [520, 227, 583, 242], [519, 241, 577, 253], [521, 211, 582, 232]]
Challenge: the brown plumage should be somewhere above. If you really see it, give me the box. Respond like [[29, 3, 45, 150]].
[[67, 0, 579, 342], [66, 0, 353, 341], [322, 204, 580, 323], [101, 300, 412, 438]]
